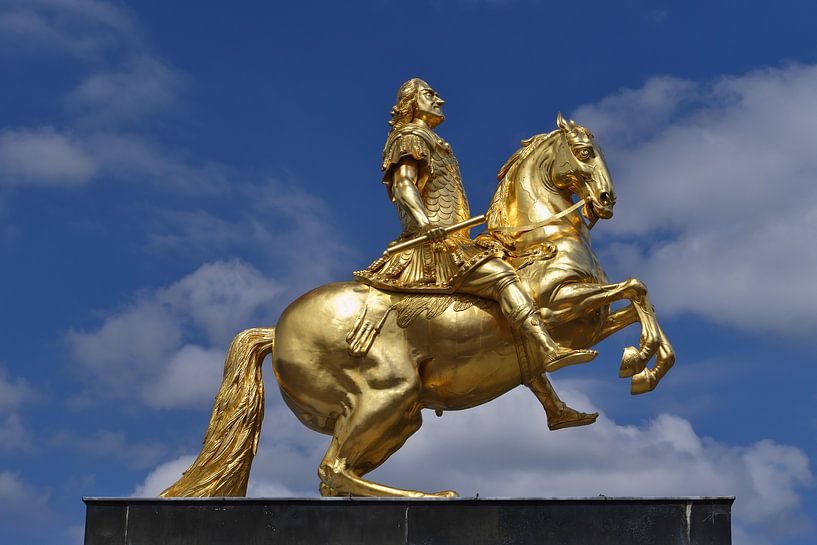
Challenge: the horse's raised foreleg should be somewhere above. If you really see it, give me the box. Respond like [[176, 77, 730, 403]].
[[629, 316, 676, 395], [595, 304, 638, 342], [616, 284, 675, 394], [541, 279, 674, 393], [540, 279, 642, 326]]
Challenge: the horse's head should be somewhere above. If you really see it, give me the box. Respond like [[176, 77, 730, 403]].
[[488, 115, 616, 241], [551, 113, 615, 220]]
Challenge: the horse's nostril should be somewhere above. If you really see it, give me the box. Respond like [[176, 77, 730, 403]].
[[600, 192, 612, 205]]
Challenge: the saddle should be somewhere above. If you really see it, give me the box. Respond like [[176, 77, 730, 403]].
[[346, 288, 494, 356], [348, 231, 559, 384], [346, 286, 542, 385]]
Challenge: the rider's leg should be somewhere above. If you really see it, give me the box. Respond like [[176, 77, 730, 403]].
[[528, 374, 598, 431], [458, 259, 598, 429], [458, 259, 597, 379], [498, 279, 598, 373]]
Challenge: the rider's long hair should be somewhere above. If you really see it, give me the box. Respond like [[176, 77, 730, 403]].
[[389, 78, 427, 130]]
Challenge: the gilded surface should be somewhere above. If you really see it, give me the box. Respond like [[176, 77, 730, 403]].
[[161, 78, 676, 499], [356, 119, 500, 292]]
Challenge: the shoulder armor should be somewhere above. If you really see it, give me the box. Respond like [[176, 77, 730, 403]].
[[381, 124, 438, 172]]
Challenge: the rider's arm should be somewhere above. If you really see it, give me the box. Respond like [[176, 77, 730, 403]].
[[392, 159, 445, 240]]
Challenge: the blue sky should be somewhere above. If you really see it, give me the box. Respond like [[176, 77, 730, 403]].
[[1, 1, 816, 544]]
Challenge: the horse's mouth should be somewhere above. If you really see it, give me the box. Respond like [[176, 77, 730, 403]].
[[586, 199, 614, 220]]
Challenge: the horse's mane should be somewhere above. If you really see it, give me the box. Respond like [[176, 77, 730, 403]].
[[487, 130, 560, 242], [496, 131, 556, 182]]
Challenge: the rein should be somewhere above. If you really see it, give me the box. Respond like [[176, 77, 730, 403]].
[[489, 198, 588, 233], [383, 199, 591, 258]]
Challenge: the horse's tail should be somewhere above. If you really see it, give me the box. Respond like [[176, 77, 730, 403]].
[[160, 327, 275, 497]]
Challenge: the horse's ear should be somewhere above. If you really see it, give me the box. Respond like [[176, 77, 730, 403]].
[[556, 112, 568, 131]]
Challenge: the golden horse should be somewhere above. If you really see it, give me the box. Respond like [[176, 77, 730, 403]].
[[161, 115, 675, 498]]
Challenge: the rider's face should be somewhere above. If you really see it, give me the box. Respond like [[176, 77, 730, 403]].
[[415, 84, 445, 128]]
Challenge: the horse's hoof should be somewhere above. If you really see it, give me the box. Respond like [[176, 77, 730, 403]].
[[319, 483, 340, 497], [630, 368, 657, 395], [619, 346, 645, 378], [431, 490, 459, 498]]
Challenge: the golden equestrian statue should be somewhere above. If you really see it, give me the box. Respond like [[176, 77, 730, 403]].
[[161, 78, 675, 498]]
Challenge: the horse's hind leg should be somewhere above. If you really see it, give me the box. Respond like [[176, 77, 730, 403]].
[[349, 408, 424, 477], [317, 371, 457, 498]]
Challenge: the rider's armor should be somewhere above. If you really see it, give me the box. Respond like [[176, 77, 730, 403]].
[[353, 112, 598, 430], [354, 122, 501, 292]]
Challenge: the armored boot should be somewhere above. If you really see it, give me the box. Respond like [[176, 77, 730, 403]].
[[518, 312, 598, 375], [528, 373, 599, 431], [515, 308, 600, 430], [497, 280, 597, 382], [504, 293, 599, 430]]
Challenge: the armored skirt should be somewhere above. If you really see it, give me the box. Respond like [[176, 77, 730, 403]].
[[354, 233, 502, 293]]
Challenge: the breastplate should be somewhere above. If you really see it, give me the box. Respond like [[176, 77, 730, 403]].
[[397, 137, 471, 234]]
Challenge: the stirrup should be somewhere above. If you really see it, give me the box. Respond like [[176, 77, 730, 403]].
[[544, 347, 597, 372]]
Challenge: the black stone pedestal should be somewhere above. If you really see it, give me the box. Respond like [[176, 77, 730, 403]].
[[84, 496, 733, 545]]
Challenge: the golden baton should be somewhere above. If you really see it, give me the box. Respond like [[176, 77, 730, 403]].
[[382, 214, 487, 258], [382, 199, 587, 258]]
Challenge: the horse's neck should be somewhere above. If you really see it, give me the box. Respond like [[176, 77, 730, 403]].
[[504, 161, 577, 246], [512, 162, 571, 223]]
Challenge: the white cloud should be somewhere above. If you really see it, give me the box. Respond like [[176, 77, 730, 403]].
[[0, 0, 139, 60], [142, 345, 224, 409], [66, 300, 182, 398], [0, 471, 51, 523], [67, 260, 281, 407], [0, 414, 30, 450], [144, 181, 356, 293], [51, 429, 167, 469], [139, 384, 811, 543], [0, 127, 96, 186], [0, 366, 36, 412], [140, 386, 325, 498], [0, 471, 41, 498], [574, 76, 697, 146], [1, 0, 208, 195], [66, 525, 85, 545], [0, 125, 231, 193], [65, 182, 349, 411], [0, 367, 37, 450], [66, 56, 184, 124], [245, 394, 330, 498], [85, 131, 231, 193], [157, 260, 282, 346], [368, 388, 811, 542], [572, 64, 817, 335], [131, 455, 196, 497], [144, 209, 244, 253]]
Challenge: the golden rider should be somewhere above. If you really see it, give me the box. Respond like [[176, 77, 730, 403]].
[[355, 78, 598, 430]]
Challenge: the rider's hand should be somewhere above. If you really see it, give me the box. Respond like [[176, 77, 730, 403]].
[[420, 224, 446, 242]]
